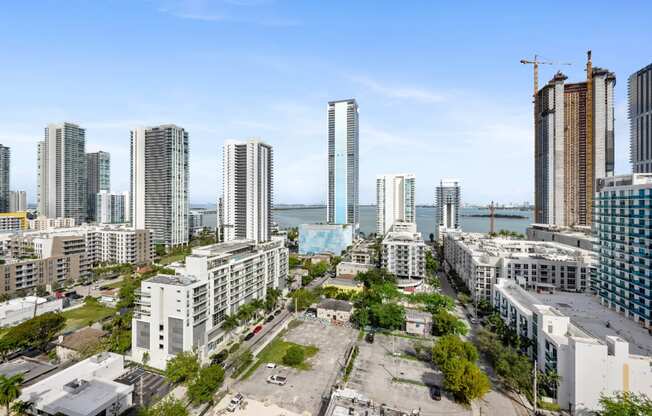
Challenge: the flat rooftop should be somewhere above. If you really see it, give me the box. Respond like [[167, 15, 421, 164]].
[[536, 291, 652, 356], [0, 357, 56, 385], [147, 274, 196, 286]]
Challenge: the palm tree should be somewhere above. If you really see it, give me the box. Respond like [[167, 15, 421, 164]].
[[11, 400, 31, 416], [250, 299, 265, 317], [0, 373, 24, 415], [265, 288, 281, 312], [222, 314, 240, 335]]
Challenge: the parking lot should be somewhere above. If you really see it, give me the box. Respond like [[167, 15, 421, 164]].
[[235, 320, 356, 415], [115, 367, 172, 406], [348, 333, 471, 416]]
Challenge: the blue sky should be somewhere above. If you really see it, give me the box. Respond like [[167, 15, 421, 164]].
[[1, 0, 651, 205]]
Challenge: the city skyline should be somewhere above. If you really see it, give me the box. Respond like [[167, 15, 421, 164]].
[[1, 2, 652, 206]]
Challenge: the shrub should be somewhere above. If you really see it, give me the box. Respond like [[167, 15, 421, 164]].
[[282, 345, 305, 366]]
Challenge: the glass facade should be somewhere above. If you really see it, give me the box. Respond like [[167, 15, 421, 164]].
[[298, 223, 353, 256]]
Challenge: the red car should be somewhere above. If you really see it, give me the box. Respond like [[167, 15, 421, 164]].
[[253, 325, 263, 334]]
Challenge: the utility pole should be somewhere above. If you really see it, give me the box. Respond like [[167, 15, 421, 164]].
[[533, 359, 538, 415]]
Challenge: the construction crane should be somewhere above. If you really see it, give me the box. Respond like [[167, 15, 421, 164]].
[[520, 55, 572, 100]]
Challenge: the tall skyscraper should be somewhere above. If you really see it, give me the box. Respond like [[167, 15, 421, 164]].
[[435, 178, 461, 240], [9, 191, 26, 212], [222, 139, 273, 243], [376, 173, 416, 236], [629, 63, 652, 173], [86, 151, 111, 221], [0, 145, 9, 213], [327, 99, 359, 230], [37, 123, 87, 224], [130, 125, 189, 246], [535, 53, 615, 226]]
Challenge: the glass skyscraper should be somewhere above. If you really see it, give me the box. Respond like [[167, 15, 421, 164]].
[[327, 99, 359, 231]]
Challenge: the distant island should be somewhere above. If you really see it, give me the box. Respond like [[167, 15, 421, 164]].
[[462, 213, 528, 219]]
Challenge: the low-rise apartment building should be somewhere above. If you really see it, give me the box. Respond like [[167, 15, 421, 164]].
[[0, 212, 28, 231], [492, 279, 652, 414], [131, 239, 288, 370], [443, 232, 596, 302], [381, 222, 426, 280], [28, 216, 76, 231]]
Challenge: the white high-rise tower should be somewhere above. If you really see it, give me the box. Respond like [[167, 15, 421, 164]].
[[435, 178, 461, 240], [222, 139, 273, 243], [376, 173, 416, 236]]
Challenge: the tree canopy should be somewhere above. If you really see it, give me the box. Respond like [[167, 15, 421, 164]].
[[1, 312, 65, 354], [598, 392, 652, 416], [282, 345, 305, 366], [165, 351, 200, 384], [187, 365, 225, 405], [432, 310, 468, 337], [369, 303, 405, 330], [139, 397, 188, 416], [432, 335, 488, 404]]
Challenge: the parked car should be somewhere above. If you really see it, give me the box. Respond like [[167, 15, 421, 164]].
[[366, 332, 375, 343], [267, 375, 287, 385], [266, 363, 277, 369], [470, 318, 479, 325], [429, 385, 442, 401], [244, 332, 255, 341], [274, 309, 282, 316], [265, 315, 275, 323], [253, 325, 263, 334], [227, 393, 244, 412]]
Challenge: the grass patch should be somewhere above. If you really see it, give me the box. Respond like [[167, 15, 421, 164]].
[[537, 401, 561, 412], [159, 253, 187, 266], [287, 320, 303, 330], [379, 330, 434, 341], [60, 304, 116, 332], [358, 329, 364, 341], [343, 346, 358, 382], [392, 377, 427, 387], [241, 336, 318, 380], [387, 352, 419, 361]]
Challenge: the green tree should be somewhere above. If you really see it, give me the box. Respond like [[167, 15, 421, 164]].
[[287, 228, 299, 242], [282, 345, 305, 366], [355, 268, 396, 288], [0, 373, 23, 416], [154, 244, 166, 257], [369, 303, 405, 330], [476, 299, 493, 317], [11, 400, 31, 416], [265, 288, 281, 312], [408, 292, 454, 314], [432, 310, 468, 336], [330, 256, 342, 268], [370, 282, 402, 303], [351, 307, 369, 328], [4, 312, 66, 352], [222, 314, 240, 335], [142, 351, 150, 367], [187, 365, 225, 405], [457, 293, 471, 306], [432, 335, 479, 371], [139, 397, 188, 416], [442, 359, 491, 403], [308, 261, 329, 279], [598, 392, 652, 416], [289, 289, 318, 311], [165, 351, 200, 384], [288, 255, 302, 268]]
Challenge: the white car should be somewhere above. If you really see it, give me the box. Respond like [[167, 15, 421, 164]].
[[266, 375, 287, 385], [227, 393, 243, 412], [266, 362, 277, 369]]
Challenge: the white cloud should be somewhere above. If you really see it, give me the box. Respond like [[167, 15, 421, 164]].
[[350, 76, 445, 103]]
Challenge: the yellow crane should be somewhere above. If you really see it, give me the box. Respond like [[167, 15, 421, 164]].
[[520, 55, 572, 100]]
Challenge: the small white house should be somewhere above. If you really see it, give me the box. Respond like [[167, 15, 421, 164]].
[[405, 309, 433, 336], [316, 299, 353, 322]]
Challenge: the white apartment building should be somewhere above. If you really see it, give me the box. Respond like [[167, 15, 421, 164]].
[[28, 216, 76, 231], [435, 178, 461, 241], [376, 173, 416, 236], [131, 239, 288, 370], [20, 352, 133, 416], [131, 125, 189, 246], [493, 279, 652, 414], [9, 191, 26, 212], [381, 222, 426, 281], [96, 190, 129, 224], [222, 139, 273, 243], [443, 232, 596, 302]]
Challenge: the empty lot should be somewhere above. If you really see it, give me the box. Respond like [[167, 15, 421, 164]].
[[235, 320, 356, 415]]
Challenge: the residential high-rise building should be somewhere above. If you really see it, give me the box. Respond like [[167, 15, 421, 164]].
[[96, 191, 129, 224], [595, 174, 652, 328], [435, 178, 461, 240], [535, 54, 615, 226], [222, 140, 273, 243], [629, 63, 652, 173], [376, 173, 415, 236], [37, 123, 87, 224], [0, 145, 9, 213], [9, 191, 27, 212], [327, 99, 359, 230], [86, 151, 111, 221], [130, 125, 189, 246]]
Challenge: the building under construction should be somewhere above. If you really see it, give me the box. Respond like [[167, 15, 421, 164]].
[[534, 53, 615, 226]]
